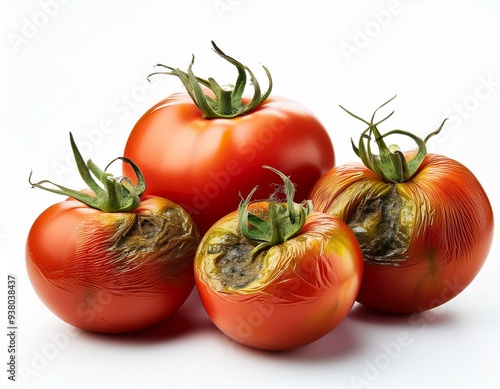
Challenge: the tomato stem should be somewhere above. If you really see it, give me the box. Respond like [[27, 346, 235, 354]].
[[238, 166, 312, 259], [340, 96, 447, 183], [148, 41, 272, 119], [29, 133, 146, 212], [219, 87, 234, 116]]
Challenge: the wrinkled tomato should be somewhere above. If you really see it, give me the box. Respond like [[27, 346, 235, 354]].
[[26, 134, 200, 332], [310, 98, 494, 313], [194, 167, 363, 350]]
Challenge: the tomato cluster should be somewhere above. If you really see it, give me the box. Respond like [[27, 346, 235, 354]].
[[27, 44, 493, 350]]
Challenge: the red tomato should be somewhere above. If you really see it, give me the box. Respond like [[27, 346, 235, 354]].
[[309, 98, 494, 314], [26, 197, 199, 333], [194, 167, 363, 350], [26, 134, 200, 332], [123, 43, 334, 235]]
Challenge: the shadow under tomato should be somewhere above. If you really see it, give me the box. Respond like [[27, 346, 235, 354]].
[[230, 312, 364, 362], [348, 302, 458, 328], [287, 315, 363, 361], [234, 301, 458, 361], [79, 288, 215, 345]]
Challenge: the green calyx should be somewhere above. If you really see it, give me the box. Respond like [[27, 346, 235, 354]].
[[238, 166, 313, 260], [29, 133, 146, 213], [148, 41, 272, 119], [340, 95, 447, 183]]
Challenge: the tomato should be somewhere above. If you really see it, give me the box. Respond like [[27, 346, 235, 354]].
[[123, 42, 334, 235], [309, 97, 494, 314], [26, 134, 200, 332], [194, 167, 364, 350]]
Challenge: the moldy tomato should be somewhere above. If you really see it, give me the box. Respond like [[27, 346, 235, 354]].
[[123, 42, 334, 235], [194, 166, 363, 350], [26, 134, 200, 333], [309, 97, 494, 314]]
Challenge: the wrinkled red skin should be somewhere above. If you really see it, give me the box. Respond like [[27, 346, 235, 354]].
[[310, 154, 494, 313], [123, 93, 334, 235], [26, 196, 200, 333], [194, 203, 364, 350]]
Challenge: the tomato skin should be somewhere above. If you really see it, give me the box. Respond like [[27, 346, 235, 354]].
[[26, 196, 200, 333], [309, 153, 494, 313], [123, 93, 334, 235], [194, 202, 364, 350]]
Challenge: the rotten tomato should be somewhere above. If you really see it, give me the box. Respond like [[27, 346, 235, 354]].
[[309, 97, 494, 314], [194, 166, 364, 350], [26, 134, 200, 333]]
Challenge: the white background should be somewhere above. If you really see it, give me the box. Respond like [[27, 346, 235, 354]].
[[1, 1, 499, 388]]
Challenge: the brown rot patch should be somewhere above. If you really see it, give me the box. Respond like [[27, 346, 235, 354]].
[[108, 206, 199, 279], [116, 208, 186, 251], [208, 234, 263, 289], [348, 186, 411, 265]]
